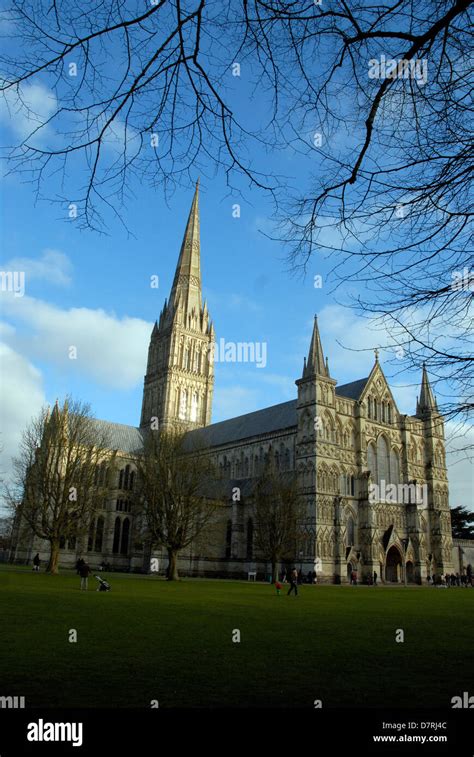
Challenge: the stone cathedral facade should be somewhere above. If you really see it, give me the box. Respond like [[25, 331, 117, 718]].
[[13, 185, 454, 582]]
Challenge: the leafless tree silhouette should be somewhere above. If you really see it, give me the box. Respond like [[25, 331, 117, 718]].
[[1, 1, 472, 418]]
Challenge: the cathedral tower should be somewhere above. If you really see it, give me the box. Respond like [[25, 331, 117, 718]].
[[140, 182, 215, 431], [416, 364, 453, 576], [295, 317, 339, 579]]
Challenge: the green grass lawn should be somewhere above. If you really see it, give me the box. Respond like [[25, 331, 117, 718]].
[[1, 566, 472, 709]]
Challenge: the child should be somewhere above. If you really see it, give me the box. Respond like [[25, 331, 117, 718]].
[[275, 581, 282, 596]]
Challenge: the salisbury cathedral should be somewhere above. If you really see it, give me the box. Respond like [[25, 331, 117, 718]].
[[13, 185, 455, 583]]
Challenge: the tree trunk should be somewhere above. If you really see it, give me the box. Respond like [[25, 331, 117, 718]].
[[167, 548, 179, 581], [47, 540, 60, 574]]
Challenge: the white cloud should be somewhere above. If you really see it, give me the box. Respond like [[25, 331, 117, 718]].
[[0, 342, 45, 496], [0, 80, 57, 145], [445, 422, 474, 508], [4, 249, 73, 287], [1, 293, 152, 389]]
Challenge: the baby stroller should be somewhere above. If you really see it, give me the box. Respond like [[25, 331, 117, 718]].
[[94, 575, 111, 592]]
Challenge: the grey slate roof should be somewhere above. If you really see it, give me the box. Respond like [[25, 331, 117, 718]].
[[335, 377, 369, 400], [93, 377, 368, 455], [186, 399, 297, 449], [92, 419, 144, 454]]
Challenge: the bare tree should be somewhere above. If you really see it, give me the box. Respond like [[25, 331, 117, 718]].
[[1, 1, 472, 415], [8, 397, 115, 573], [0, 0, 275, 231], [252, 459, 305, 583], [133, 428, 219, 581], [240, 0, 473, 420]]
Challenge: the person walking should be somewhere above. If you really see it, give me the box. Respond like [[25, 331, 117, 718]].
[[287, 568, 298, 597], [32, 553, 40, 572], [373, 571, 377, 586], [79, 561, 91, 591]]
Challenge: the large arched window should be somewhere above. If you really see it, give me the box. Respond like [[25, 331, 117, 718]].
[[350, 474, 355, 496], [95, 517, 104, 552], [112, 517, 121, 554], [254, 454, 259, 475], [120, 518, 130, 555], [377, 435, 390, 486], [246, 518, 254, 559], [183, 346, 190, 370], [179, 389, 187, 420], [367, 443, 377, 481], [390, 449, 400, 485], [190, 392, 198, 422], [124, 464, 130, 490], [87, 519, 95, 552], [346, 516, 355, 547]]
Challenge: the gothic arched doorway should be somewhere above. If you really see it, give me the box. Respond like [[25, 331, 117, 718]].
[[386, 546, 402, 583], [347, 562, 353, 582], [406, 561, 415, 583]]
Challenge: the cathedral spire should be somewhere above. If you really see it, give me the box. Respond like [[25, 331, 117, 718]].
[[140, 184, 214, 431], [169, 182, 201, 315], [416, 363, 438, 416], [303, 315, 329, 378]]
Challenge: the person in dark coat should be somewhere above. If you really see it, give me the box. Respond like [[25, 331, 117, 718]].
[[76, 557, 85, 575], [32, 553, 40, 572], [79, 561, 91, 591], [287, 568, 298, 597]]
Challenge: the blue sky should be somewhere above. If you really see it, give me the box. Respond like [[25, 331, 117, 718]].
[[0, 47, 472, 511]]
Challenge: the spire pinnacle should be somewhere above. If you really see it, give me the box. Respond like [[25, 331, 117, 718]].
[[416, 363, 438, 416], [169, 184, 201, 314], [303, 315, 329, 378]]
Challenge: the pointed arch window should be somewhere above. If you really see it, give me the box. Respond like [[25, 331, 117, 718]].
[[87, 519, 95, 551], [183, 346, 190, 371], [190, 391, 198, 422], [377, 436, 390, 486], [179, 389, 187, 420], [346, 516, 355, 547], [124, 464, 130, 490], [120, 518, 130, 555], [112, 517, 121, 554], [390, 450, 400, 487], [95, 517, 105, 552], [367, 443, 377, 482]]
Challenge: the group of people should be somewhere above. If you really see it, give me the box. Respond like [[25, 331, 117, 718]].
[[279, 568, 317, 585], [429, 567, 473, 587]]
